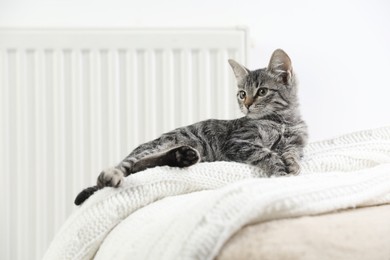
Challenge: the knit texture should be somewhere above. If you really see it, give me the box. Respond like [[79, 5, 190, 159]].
[[43, 126, 390, 260]]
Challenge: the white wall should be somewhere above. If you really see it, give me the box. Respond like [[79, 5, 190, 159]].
[[1, 0, 389, 141]]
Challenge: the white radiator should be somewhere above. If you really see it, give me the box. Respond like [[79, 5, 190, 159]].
[[0, 29, 247, 259]]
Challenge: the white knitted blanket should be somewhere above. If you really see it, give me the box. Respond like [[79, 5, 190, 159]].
[[44, 126, 390, 260]]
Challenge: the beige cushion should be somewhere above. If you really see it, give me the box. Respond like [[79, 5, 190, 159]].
[[217, 204, 390, 260]]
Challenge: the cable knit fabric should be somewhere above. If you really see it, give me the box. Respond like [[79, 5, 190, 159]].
[[43, 126, 390, 260]]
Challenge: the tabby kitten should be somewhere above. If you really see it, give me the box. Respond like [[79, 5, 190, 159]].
[[75, 49, 308, 205]]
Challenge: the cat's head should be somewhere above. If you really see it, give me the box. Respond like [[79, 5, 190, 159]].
[[229, 49, 298, 119]]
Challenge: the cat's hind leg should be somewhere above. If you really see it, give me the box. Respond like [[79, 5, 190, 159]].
[[74, 146, 200, 205], [97, 145, 200, 188], [132, 145, 201, 171]]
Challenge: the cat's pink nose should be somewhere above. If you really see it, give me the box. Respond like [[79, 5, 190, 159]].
[[244, 100, 253, 109], [244, 97, 254, 109]]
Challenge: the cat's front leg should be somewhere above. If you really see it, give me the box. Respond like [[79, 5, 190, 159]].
[[281, 149, 301, 175], [225, 141, 288, 177], [263, 151, 289, 177]]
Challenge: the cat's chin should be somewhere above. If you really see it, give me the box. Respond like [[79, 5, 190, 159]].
[[244, 111, 262, 119], [244, 109, 273, 119], [247, 114, 262, 119]]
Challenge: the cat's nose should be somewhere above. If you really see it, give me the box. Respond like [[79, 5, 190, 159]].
[[244, 98, 254, 109]]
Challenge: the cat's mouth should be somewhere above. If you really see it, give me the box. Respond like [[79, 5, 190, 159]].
[[244, 108, 256, 117], [245, 107, 256, 114], [242, 107, 250, 115]]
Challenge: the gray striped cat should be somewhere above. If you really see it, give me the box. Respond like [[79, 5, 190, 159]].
[[75, 49, 308, 205]]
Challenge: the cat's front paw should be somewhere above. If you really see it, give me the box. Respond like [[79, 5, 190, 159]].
[[282, 154, 301, 175], [263, 153, 288, 177], [97, 167, 124, 188]]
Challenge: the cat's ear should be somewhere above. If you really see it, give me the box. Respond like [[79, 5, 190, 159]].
[[267, 49, 293, 84], [228, 59, 249, 83]]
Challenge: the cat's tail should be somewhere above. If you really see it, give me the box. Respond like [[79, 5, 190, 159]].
[[74, 185, 100, 205]]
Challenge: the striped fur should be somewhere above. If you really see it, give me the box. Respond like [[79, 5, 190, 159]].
[[74, 49, 308, 205]]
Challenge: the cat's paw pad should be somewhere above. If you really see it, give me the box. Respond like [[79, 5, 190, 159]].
[[97, 168, 124, 188], [273, 170, 289, 177], [283, 156, 301, 175], [173, 146, 200, 167]]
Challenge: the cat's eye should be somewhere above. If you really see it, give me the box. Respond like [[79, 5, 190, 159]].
[[257, 88, 268, 97], [238, 90, 246, 100]]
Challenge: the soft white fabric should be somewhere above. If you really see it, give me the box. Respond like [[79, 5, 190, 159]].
[[44, 126, 390, 260]]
